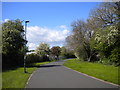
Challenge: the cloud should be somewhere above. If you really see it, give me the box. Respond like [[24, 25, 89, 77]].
[[58, 25, 67, 29], [4, 19, 10, 22], [1, 19, 10, 23], [28, 43, 38, 50], [26, 26, 70, 50]]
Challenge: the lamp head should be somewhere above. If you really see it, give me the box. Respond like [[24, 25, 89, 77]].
[[25, 20, 29, 23]]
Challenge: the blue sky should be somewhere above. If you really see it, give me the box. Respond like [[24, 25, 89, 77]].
[[2, 2, 100, 50]]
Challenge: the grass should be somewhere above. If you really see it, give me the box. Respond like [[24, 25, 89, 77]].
[[64, 59, 119, 85], [2, 61, 50, 88]]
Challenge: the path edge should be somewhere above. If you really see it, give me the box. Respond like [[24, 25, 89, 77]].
[[25, 69, 37, 88], [63, 66, 120, 87]]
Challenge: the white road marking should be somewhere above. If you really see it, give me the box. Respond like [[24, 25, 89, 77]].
[[25, 69, 36, 88]]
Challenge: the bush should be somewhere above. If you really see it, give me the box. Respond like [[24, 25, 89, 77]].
[[26, 53, 41, 64], [109, 48, 120, 66], [26, 53, 50, 65], [99, 58, 112, 65]]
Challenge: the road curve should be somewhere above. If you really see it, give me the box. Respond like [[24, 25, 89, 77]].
[[26, 60, 119, 88]]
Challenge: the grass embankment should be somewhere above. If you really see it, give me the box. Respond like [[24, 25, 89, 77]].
[[2, 61, 50, 88], [64, 59, 119, 85]]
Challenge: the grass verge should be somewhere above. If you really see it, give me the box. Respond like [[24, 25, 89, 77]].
[[2, 61, 50, 88], [64, 59, 119, 85]]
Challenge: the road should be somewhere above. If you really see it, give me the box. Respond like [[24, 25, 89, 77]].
[[26, 60, 119, 88]]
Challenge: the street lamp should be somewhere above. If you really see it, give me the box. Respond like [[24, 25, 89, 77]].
[[24, 20, 29, 73]]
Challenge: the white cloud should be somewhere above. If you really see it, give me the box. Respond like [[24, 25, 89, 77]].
[[58, 25, 67, 29], [28, 43, 38, 50], [1, 19, 10, 23], [26, 26, 70, 50], [4, 19, 10, 22]]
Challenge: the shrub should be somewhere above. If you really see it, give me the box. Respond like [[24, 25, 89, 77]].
[[109, 47, 120, 66], [26, 53, 41, 64]]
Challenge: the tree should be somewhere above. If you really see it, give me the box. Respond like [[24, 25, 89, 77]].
[[66, 20, 93, 61], [91, 25, 120, 65], [89, 2, 117, 28], [2, 19, 26, 68], [50, 46, 61, 60], [60, 47, 67, 57], [65, 2, 120, 65], [35, 42, 50, 61], [89, 2, 120, 65], [0, 24, 2, 54], [60, 46, 75, 59]]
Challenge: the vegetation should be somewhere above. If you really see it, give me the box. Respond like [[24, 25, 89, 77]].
[[26, 53, 40, 64], [50, 46, 61, 60], [2, 61, 50, 88], [65, 2, 120, 66], [60, 46, 76, 59], [35, 42, 50, 61], [2, 67, 35, 88], [64, 59, 119, 85], [1, 20, 51, 88], [2, 19, 26, 69], [2, 1, 120, 88], [35, 43, 75, 61]]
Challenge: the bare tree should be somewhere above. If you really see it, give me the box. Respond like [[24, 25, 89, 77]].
[[89, 2, 117, 28]]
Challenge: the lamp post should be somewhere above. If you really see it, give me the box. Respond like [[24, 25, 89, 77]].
[[24, 20, 29, 73]]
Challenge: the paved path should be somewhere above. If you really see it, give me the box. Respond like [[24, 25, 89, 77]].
[[26, 60, 119, 88]]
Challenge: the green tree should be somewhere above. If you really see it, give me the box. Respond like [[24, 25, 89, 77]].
[[60, 46, 75, 59], [89, 2, 120, 65], [2, 19, 26, 68], [92, 26, 120, 65], [35, 42, 50, 61]]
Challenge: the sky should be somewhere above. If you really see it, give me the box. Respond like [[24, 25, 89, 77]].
[[2, 2, 100, 50]]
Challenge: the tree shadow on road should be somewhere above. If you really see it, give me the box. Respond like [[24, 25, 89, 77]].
[[26, 64, 62, 68]]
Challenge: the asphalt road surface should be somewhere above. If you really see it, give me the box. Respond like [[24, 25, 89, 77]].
[[26, 60, 119, 88]]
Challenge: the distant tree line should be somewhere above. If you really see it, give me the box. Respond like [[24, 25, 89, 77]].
[[65, 2, 120, 66], [26, 42, 75, 64]]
